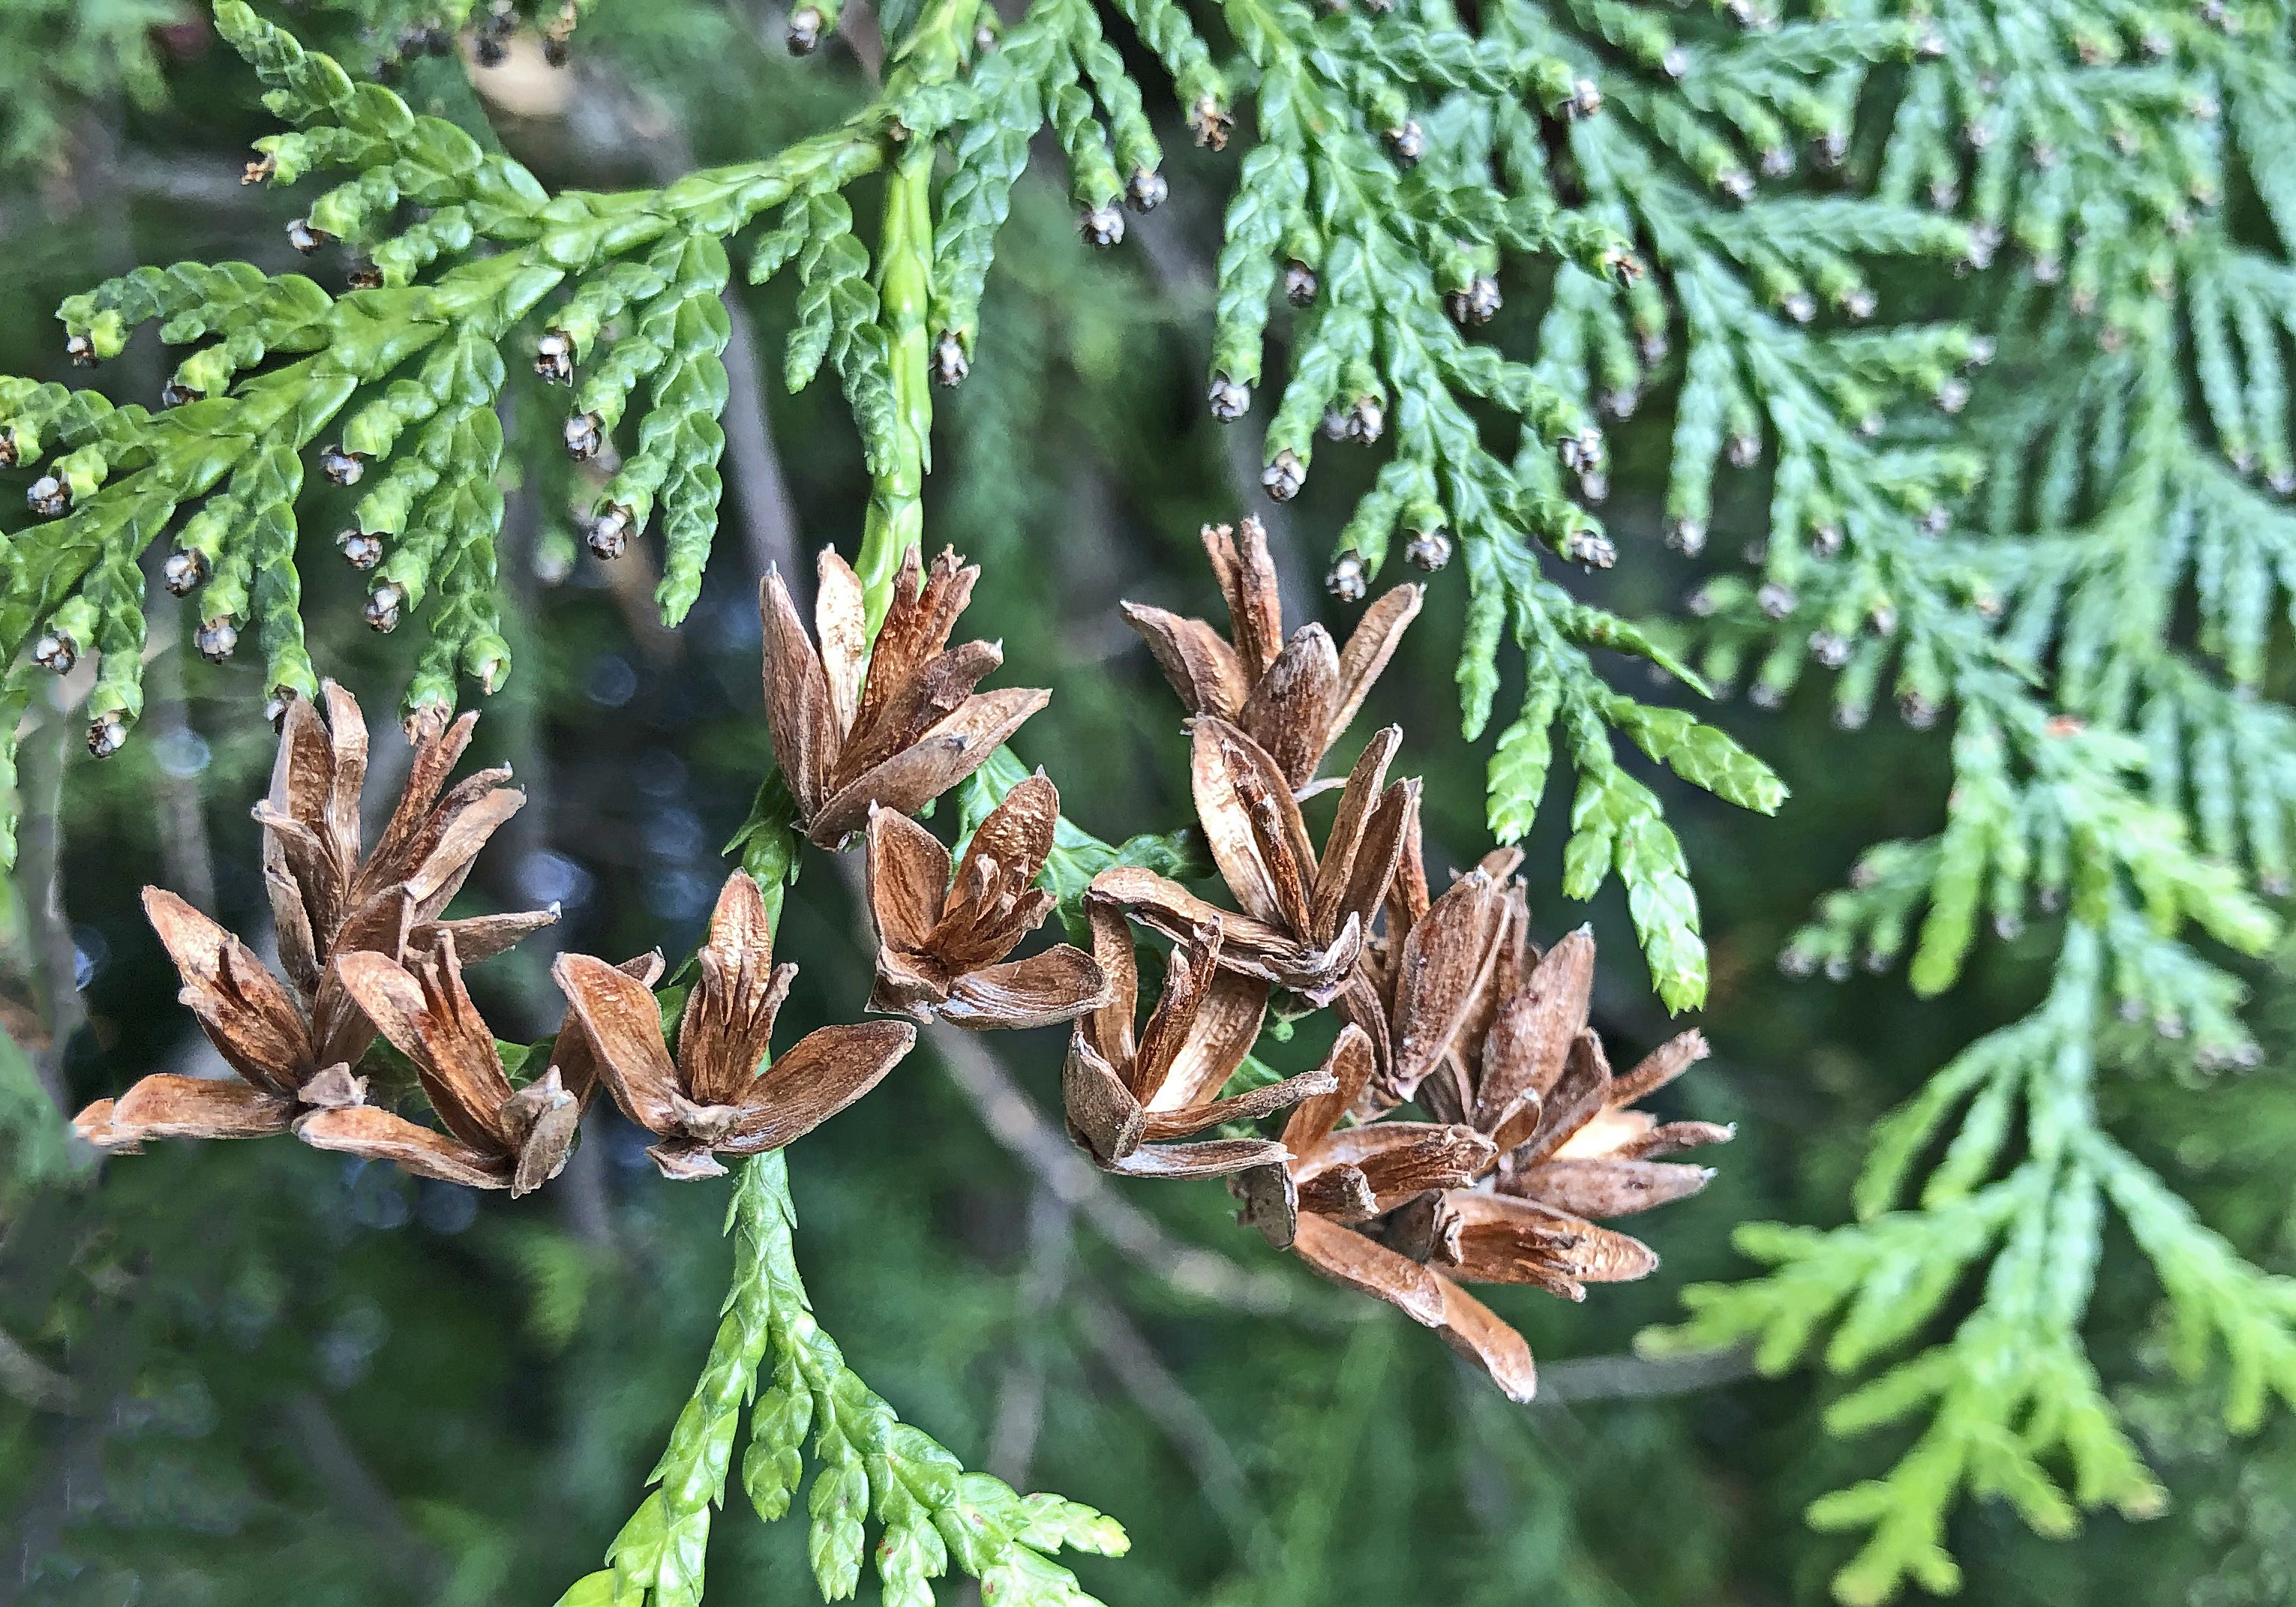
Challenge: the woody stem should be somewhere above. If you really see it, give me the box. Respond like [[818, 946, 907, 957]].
[[855, 139, 936, 634]]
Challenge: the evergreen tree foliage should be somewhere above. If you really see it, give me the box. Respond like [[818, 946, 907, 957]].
[[6, 1, 2296, 1604]]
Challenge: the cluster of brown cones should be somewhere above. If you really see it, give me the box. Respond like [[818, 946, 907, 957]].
[[74, 686, 921, 1190], [1055, 518, 1730, 1402], [83, 544, 1082, 1189], [82, 526, 1726, 1401]]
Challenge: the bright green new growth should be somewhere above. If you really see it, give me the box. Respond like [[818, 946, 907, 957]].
[[1642, 2, 2296, 1600], [556, 1153, 1125, 1607]]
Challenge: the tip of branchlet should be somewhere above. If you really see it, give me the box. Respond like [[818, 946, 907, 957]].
[[32, 631, 77, 675], [932, 331, 969, 386], [587, 504, 633, 560], [26, 475, 70, 518], [160, 379, 203, 409], [287, 217, 329, 254], [196, 619, 239, 663], [65, 333, 98, 368], [338, 529, 384, 571], [1403, 529, 1452, 572], [365, 585, 404, 633], [787, 6, 823, 54], [1124, 168, 1167, 213], [1208, 376, 1250, 421], [1445, 276, 1501, 328], [563, 411, 604, 460], [87, 715, 127, 758], [1382, 120, 1425, 166], [1261, 449, 1304, 502], [535, 331, 574, 385], [1188, 94, 1233, 151], [1325, 551, 1368, 602], [162, 550, 207, 596], [317, 444, 365, 486], [1079, 205, 1126, 248]]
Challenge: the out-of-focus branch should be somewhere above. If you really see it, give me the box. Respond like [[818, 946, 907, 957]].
[[986, 1187, 1073, 1488], [1076, 1288, 1278, 1571], [1532, 1343, 1757, 1405], [17, 702, 83, 1115], [0, 1326, 74, 1414], [283, 1391, 447, 1593]]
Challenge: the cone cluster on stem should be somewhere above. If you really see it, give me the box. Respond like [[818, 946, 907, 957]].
[[84, 526, 1731, 1402]]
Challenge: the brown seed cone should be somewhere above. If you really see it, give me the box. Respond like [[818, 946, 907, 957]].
[[554, 871, 917, 1179], [1121, 517, 1421, 790], [761, 544, 1050, 848], [1230, 890, 1732, 1403], [1058, 901, 1333, 1180], [863, 772, 1109, 1030], [1090, 721, 1418, 1006]]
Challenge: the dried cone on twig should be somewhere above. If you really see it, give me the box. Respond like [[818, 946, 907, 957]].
[[1237, 874, 1730, 1401], [1061, 898, 1337, 1178], [1123, 517, 1421, 790], [73, 685, 552, 1153], [257, 682, 557, 990], [72, 888, 372, 1151], [1389, 922, 1729, 1309], [554, 871, 917, 1178], [1091, 722, 1418, 1004], [1229, 1024, 1526, 1393], [298, 936, 657, 1195], [865, 772, 1109, 1028], [761, 544, 1050, 847]]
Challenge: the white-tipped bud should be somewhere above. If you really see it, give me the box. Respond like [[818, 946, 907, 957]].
[[932, 331, 969, 387], [163, 550, 207, 595], [535, 331, 574, 385], [563, 411, 604, 460], [365, 584, 405, 633], [338, 529, 385, 570], [1079, 205, 1126, 248], [32, 631, 77, 673], [1403, 529, 1452, 571], [587, 504, 634, 559], [1261, 449, 1304, 502]]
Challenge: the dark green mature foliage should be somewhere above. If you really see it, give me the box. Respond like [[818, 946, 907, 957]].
[[7, 2, 2296, 1606]]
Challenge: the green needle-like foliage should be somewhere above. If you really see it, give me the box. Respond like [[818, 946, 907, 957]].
[[557, 1153, 1126, 1607], [14, 0, 2296, 1600]]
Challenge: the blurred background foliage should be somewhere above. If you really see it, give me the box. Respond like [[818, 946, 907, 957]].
[[3, 3, 2294, 1604]]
